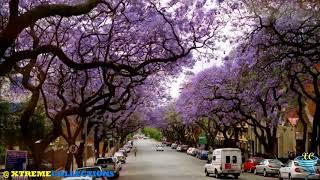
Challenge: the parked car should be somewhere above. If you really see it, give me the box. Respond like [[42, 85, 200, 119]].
[[254, 159, 283, 177], [76, 166, 108, 180], [123, 145, 131, 153], [198, 150, 209, 160], [190, 148, 199, 156], [95, 157, 121, 178], [181, 145, 189, 152], [243, 157, 264, 172], [204, 148, 242, 179], [176, 145, 182, 151], [118, 148, 128, 157], [187, 147, 194, 155], [156, 144, 164, 151], [126, 142, 133, 148], [171, 143, 177, 149], [114, 152, 126, 164], [279, 160, 320, 180]]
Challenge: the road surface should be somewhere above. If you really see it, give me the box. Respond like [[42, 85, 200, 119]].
[[118, 139, 278, 180]]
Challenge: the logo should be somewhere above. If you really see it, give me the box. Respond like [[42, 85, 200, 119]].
[[295, 152, 319, 178]]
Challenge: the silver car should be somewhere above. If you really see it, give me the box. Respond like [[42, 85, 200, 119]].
[[254, 159, 283, 177]]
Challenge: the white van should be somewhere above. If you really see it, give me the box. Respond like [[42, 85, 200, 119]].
[[204, 148, 241, 179]]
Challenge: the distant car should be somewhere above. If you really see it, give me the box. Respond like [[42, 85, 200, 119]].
[[198, 150, 209, 160], [156, 144, 164, 151], [166, 142, 172, 146], [187, 148, 198, 156], [171, 143, 177, 149], [254, 159, 283, 177], [181, 145, 189, 152], [279, 160, 320, 180], [95, 157, 121, 178], [187, 147, 194, 155], [243, 157, 264, 172], [114, 152, 126, 163], [176, 145, 182, 151], [118, 148, 128, 156], [76, 166, 108, 180], [123, 145, 131, 153], [191, 148, 199, 156], [126, 142, 133, 148]]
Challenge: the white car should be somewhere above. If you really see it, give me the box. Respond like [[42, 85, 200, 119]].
[[123, 145, 131, 152], [114, 152, 126, 163], [187, 147, 198, 156], [156, 145, 164, 151], [187, 147, 193, 155], [171, 143, 178, 149], [118, 148, 128, 156], [176, 145, 182, 151], [279, 160, 320, 180]]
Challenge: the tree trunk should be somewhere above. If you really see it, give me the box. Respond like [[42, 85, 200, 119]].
[[311, 102, 320, 153], [94, 126, 100, 159], [265, 128, 277, 158], [102, 140, 107, 157], [75, 141, 84, 168], [297, 94, 307, 153], [64, 153, 73, 171]]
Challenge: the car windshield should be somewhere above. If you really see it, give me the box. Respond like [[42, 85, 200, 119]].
[[96, 158, 114, 164], [269, 159, 283, 165]]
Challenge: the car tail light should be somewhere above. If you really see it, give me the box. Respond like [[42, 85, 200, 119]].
[[101, 177, 106, 180], [294, 168, 301, 172], [268, 165, 273, 168]]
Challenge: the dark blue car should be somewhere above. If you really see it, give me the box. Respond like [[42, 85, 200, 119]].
[[197, 150, 208, 160]]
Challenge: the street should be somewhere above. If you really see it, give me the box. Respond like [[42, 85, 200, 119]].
[[119, 139, 278, 180]]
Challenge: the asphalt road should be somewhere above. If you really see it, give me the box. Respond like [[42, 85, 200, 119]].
[[118, 139, 278, 180]]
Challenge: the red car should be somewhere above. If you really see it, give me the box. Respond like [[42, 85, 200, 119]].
[[243, 157, 264, 172]]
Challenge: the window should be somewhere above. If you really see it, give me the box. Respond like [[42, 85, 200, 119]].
[[96, 158, 113, 164], [232, 156, 237, 163], [213, 156, 216, 161], [226, 156, 230, 163], [269, 159, 283, 166]]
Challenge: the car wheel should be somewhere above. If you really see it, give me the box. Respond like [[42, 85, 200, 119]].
[[254, 169, 257, 175], [214, 169, 221, 179], [278, 172, 283, 180], [288, 174, 295, 180], [205, 169, 210, 176], [250, 168, 255, 173], [263, 169, 268, 177]]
